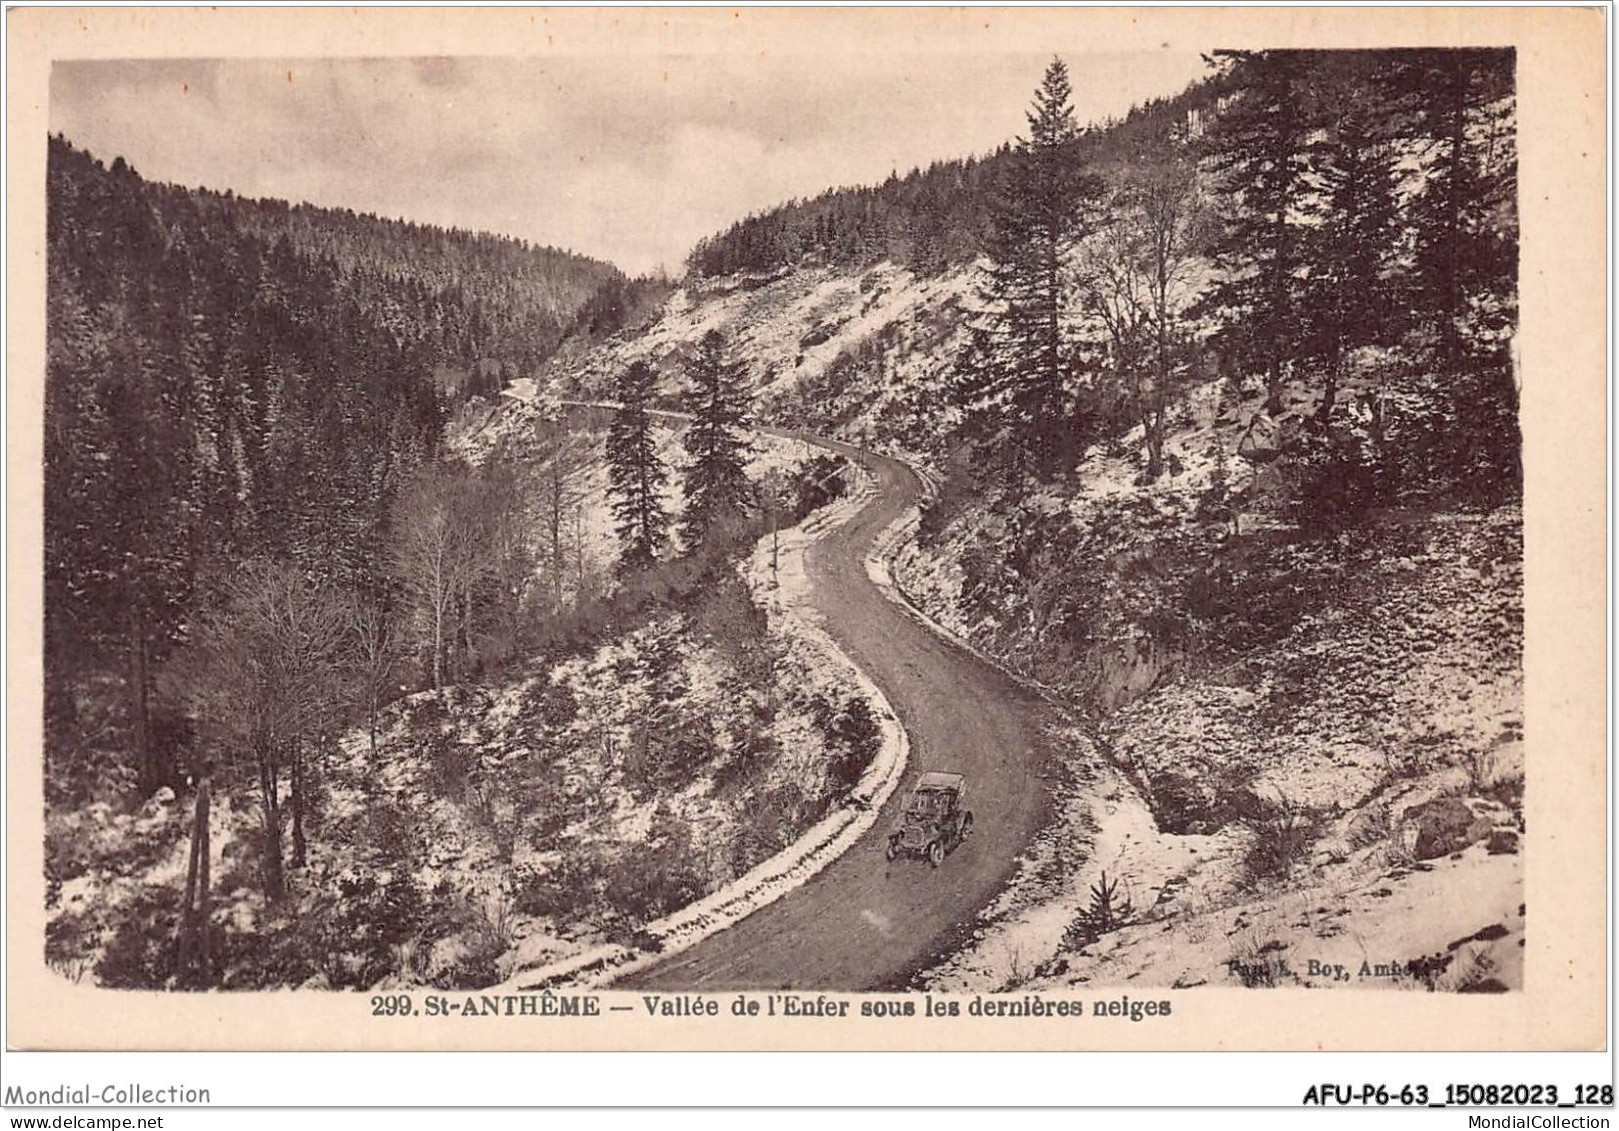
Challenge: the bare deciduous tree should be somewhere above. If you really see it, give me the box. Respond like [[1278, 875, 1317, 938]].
[[1081, 146, 1208, 481], [347, 591, 401, 760], [392, 462, 534, 688], [184, 561, 347, 899], [391, 469, 471, 690]]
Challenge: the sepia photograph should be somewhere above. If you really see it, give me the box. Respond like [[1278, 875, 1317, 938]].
[[3, 6, 1606, 1062]]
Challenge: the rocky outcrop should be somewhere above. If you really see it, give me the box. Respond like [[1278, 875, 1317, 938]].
[[1403, 796, 1494, 860]]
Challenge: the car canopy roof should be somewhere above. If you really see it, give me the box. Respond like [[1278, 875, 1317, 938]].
[[914, 772, 965, 794]]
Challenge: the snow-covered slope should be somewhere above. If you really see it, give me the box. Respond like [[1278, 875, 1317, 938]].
[[889, 374, 1524, 992], [46, 374, 893, 991], [539, 260, 977, 462], [488, 238, 1525, 996]]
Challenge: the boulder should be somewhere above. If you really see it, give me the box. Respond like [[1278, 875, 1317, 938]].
[[1146, 771, 1210, 835], [138, 786, 176, 818], [1486, 828, 1521, 856], [1344, 808, 1390, 849], [1236, 411, 1304, 465], [1404, 796, 1493, 860]]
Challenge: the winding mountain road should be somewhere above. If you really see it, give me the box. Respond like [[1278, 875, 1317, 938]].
[[622, 433, 1058, 991]]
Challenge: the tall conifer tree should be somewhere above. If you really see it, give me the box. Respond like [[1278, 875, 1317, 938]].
[[966, 57, 1100, 493], [606, 360, 669, 571], [680, 330, 754, 550], [1198, 50, 1311, 418], [1298, 53, 1403, 426], [1396, 48, 1518, 375]]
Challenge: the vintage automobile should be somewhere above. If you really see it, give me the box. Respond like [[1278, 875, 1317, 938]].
[[885, 771, 973, 867]]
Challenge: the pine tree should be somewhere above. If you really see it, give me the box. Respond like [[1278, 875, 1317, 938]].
[[1393, 47, 1518, 497], [1297, 54, 1403, 426], [606, 360, 669, 571], [1397, 48, 1518, 374], [44, 135, 474, 803], [1197, 50, 1312, 418], [680, 330, 754, 550], [967, 57, 1101, 492]]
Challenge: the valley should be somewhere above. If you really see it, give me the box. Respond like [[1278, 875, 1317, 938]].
[[43, 47, 1524, 998]]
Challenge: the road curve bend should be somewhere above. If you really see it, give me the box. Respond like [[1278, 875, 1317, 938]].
[[622, 434, 1056, 991]]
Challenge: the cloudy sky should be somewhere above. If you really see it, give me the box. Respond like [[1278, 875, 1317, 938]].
[[52, 52, 1207, 275]]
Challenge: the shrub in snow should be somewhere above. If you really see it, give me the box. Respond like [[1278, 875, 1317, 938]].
[[1240, 793, 1315, 885], [213, 918, 320, 991], [1485, 829, 1520, 856], [423, 730, 476, 803], [421, 890, 514, 990], [510, 854, 602, 925], [601, 808, 706, 937], [916, 450, 980, 548], [1478, 768, 1523, 816], [45, 911, 98, 984], [1147, 771, 1223, 836], [304, 866, 430, 989], [788, 454, 849, 519], [1061, 870, 1136, 952], [526, 680, 580, 729], [1447, 949, 1509, 994], [95, 884, 184, 989], [623, 722, 713, 795], [726, 780, 813, 877], [404, 695, 446, 729]]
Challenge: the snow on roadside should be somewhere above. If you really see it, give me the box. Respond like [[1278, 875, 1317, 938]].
[[869, 353, 1525, 994], [489, 456, 913, 991]]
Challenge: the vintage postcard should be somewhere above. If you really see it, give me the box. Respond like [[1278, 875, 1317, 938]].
[[4, 6, 1606, 1052]]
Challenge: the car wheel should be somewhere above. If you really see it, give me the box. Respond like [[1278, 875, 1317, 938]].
[[928, 840, 945, 868], [885, 838, 900, 862], [961, 812, 974, 838]]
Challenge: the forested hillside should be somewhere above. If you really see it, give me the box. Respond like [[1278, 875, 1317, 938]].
[[929, 45, 1518, 678], [45, 134, 879, 989], [543, 46, 1524, 991], [896, 49, 1523, 991], [42, 43, 1524, 994], [685, 72, 1230, 280], [216, 195, 620, 377], [44, 135, 618, 802], [680, 48, 1517, 496]]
